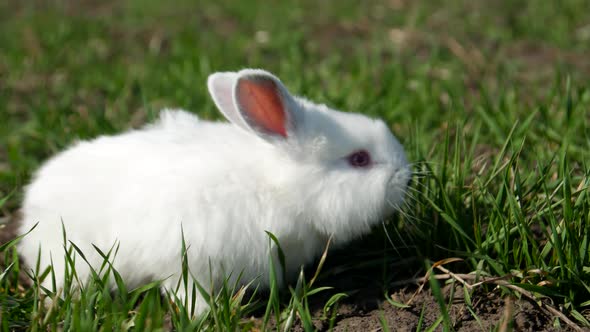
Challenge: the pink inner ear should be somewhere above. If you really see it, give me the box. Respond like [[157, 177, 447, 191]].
[[236, 78, 287, 137]]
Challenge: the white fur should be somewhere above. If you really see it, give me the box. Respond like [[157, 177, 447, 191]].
[[18, 69, 410, 314]]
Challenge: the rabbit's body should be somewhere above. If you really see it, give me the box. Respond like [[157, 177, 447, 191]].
[[18, 69, 410, 314], [20, 111, 322, 295]]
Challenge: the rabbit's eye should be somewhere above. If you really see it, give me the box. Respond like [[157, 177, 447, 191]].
[[347, 150, 371, 168]]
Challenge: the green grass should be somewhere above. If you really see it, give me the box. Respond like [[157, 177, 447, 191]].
[[1, 0, 590, 330]]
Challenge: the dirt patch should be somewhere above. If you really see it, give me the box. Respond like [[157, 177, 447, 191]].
[[250, 241, 586, 331], [288, 285, 577, 331], [249, 246, 585, 332]]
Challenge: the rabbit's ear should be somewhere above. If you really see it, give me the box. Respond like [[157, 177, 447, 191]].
[[233, 69, 302, 141], [207, 72, 251, 131]]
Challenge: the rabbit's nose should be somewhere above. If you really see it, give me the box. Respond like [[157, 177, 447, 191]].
[[392, 165, 411, 181]]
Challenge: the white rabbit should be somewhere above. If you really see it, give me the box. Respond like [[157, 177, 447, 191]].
[[17, 69, 410, 314]]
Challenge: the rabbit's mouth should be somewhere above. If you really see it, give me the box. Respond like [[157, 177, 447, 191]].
[[384, 166, 412, 211]]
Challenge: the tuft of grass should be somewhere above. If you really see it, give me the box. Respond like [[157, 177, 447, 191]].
[[1, 228, 346, 331]]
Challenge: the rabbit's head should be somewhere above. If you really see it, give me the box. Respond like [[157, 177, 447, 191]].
[[208, 69, 410, 243]]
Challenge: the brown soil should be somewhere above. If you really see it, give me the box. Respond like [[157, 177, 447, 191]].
[[288, 285, 578, 331], [249, 244, 586, 332]]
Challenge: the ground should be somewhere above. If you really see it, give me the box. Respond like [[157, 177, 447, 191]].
[[247, 244, 582, 331], [307, 287, 566, 331]]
